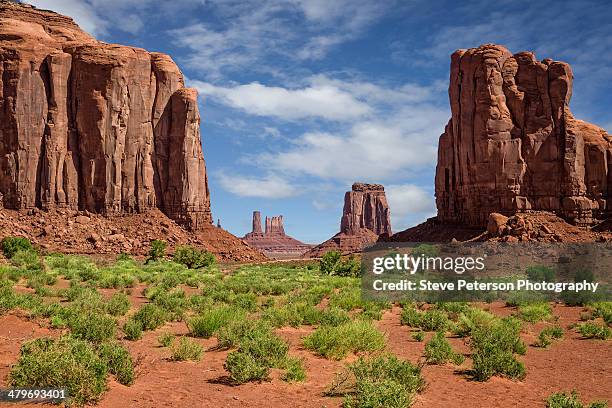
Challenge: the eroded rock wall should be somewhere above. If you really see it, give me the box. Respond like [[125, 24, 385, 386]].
[[435, 44, 612, 226], [0, 2, 211, 229]]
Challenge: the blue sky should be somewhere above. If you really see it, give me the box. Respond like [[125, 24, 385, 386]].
[[27, 0, 612, 243]]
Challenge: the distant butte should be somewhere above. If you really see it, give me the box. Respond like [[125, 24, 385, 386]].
[[243, 211, 312, 259], [306, 183, 392, 257]]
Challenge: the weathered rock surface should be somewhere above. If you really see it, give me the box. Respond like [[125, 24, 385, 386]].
[[0, 1, 211, 229], [435, 44, 612, 227], [306, 183, 392, 257], [243, 211, 311, 259]]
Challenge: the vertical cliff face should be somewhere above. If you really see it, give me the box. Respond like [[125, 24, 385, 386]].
[[340, 183, 392, 236], [435, 44, 611, 227], [0, 2, 211, 229]]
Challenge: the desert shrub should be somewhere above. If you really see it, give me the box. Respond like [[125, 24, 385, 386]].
[[303, 320, 386, 360], [170, 337, 203, 361], [424, 332, 464, 365], [470, 317, 526, 381], [546, 390, 608, 408], [105, 292, 131, 316], [526, 265, 556, 282], [150, 289, 188, 320], [282, 357, 306, 382], [328, 354, 425, 408], [1, 236, 33, 259], [320, 251, 361, 277], [188, 306, 246, 338], [123, 318, 143, 341], [68, 312, 117, 343], [215, 318, 271, 350], [231, 292, 258, 312], [517, 302, 553, 323], [400, 305, 422, 327], [577, 322, 611, 340], [173, 245, 215, 269], [320, 307, 351, 326], [9, 336, 107, 405], [534, 325, 564, 348], [224, 329, 290, 384], [453, 308, 497, 337], [591, 302, 612, 325], [147, 240, 167, 263], [98, 341, 135, 385], [158, 333, 175, 347], [225, 350, 269, 383], [419, 309, 449, 331], [412, 331, 425, 342], [133, 304, 168, 331]]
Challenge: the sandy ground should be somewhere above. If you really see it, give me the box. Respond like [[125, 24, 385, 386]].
[[0, 299, 610, 408]]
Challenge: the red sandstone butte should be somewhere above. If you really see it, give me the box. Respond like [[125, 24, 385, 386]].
[[435, 44, 612, 227], [243, 211, 311, 259], [0, 1, 210, 230], [306, 183, 392, 257]]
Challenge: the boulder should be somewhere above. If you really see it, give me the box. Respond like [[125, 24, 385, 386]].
[[487, 213, 509, 236]]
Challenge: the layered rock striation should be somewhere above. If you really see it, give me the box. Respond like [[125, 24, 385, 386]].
[[435, 44, 612, 227], [243, 211, 311, 258], [0, 2, 211, 229], [306, 183, 392, 257]]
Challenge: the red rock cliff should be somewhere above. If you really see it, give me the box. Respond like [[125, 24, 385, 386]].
[[0, 2, 211, 229], [341, 183, 392, 236], [435, 44, 611, 227]]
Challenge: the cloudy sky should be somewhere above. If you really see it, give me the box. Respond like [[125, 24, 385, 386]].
[[26, 0, 612, 243]]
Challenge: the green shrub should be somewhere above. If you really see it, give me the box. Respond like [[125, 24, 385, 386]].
[[147, 240, 167, 263], [215, 318, 271, 350], [591, 302, 612, 325], [546, 390, 608, 408], [577, 322, 611, 340], [225, 350, 269, 383], [133, 304, 168, 331], [98, 341, 135, 385], [170, 337, 203, 361], [517, 302, 553, 323], [400, 306, 422, 327], [320, 251, 360, 277], [526, 266, 556, 282], [9, 336, 107, 405], [419, 309, 449, 331], [453, 308, 497, 337], [188, 306, 246, 338], [320, 307, 351, 326], [534, 326, 564, 348], [412, 331, 425, 342], [1, 236, 33, 259], [158, 333, 175, 347], [123, 318, 143, 341], [106, 292, 131, 316], [424, 332, 464, 365], [68, 312, 117, 343], [328, 354, 425, 408], [282, 357, 306, 382], [173, 245, 215, 269], [470, 317, 526, 381], [303, 320, 385, 360]]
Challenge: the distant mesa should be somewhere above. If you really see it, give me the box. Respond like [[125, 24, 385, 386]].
[[243, 211, 312, 259], [305, 183, 392, 257]]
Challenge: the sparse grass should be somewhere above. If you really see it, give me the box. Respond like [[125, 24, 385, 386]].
[[158, 332, 175, 347], [327, 354, 425, 408], [170, 337, 203, 361], [534, 326, 564, 348], [517, 302, 553, 323], [546, 390, 608, 408], [576, 322, 611, 340], [303, 320, 386, 360], [188, 306, 246, 338], [424, 332, 464, 365], [412, 331, 425, 342], [282, 357, 306, 382]]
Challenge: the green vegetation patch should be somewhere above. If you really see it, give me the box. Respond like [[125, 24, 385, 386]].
[[303, 320, 386, 360]]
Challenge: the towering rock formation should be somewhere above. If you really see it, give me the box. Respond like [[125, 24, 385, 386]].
[[435, 44, 611, 227], [243, 211, 311, 258], [0, 1, 211, 229], [306, 183, 392, 257], [341, 183, 392, 236]]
